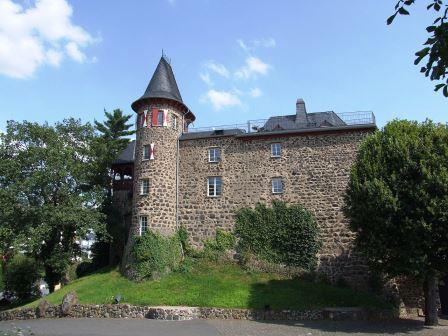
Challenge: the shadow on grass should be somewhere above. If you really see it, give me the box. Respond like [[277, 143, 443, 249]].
[[247, 279, 428, 334]]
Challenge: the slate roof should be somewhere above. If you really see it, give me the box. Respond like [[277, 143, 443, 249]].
[[131, 57, 195, 121], [179, 129, 245, 140], [113, 140, 135, 164], [262, 111, 346, 132]]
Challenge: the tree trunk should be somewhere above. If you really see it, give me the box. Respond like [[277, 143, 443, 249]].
[[424, 273, 439, 326]]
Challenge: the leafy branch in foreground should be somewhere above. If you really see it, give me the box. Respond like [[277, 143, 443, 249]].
[[388, 0, 448, 96]]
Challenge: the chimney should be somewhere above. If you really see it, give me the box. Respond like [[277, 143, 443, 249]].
[[296, 98, 308, 126]]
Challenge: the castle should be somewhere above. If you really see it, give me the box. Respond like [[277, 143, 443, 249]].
[[112, 56, 378, 285]]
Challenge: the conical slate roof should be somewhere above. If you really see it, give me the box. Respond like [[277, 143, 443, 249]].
[[131, 57, 194, 122]]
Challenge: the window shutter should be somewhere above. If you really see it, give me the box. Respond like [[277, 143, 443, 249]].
[[163, 110, 168, 126], [142, 111, 147, 127], [150, 143, 155, 160], [151, 108, 158, 126]]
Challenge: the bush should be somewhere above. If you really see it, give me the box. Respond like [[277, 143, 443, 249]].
[[202, 228, 235, 260], [5, 254, 41, 301], [235, 201, 321, 271], [132, 230, 183, 281]]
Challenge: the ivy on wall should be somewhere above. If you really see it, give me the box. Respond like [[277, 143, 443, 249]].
[[235, 201, 321, 271]]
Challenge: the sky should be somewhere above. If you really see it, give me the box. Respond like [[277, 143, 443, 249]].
[[0, 0, 446, 133]]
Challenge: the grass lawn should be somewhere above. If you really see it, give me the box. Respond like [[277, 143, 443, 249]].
[[26, 259, 389, 310]]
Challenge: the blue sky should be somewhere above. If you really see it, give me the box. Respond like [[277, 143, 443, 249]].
[[0, 0, 446, 132]]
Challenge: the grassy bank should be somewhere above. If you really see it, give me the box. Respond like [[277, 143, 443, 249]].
[[27, 259, 389, 310]]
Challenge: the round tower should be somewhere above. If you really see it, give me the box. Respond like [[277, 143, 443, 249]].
[[122, 56, 195, 273]]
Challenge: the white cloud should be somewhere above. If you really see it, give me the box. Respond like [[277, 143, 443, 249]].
[[249, 87, 262, 98], [237, 37, 276, 51], [201, 89, 242, 110], [235, 56, 270, 80], [65, 41, 85, 63], [204, 60, 230, 78], [199, 72, 213, 86], [0, 0, 96, 79]]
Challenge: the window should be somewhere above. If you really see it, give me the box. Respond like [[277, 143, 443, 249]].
[[140, 179, 150, 195], [272, 178, 283, 194], [172, 115, 177, 129], [143, 145, 150, 160], [139, 216, 148, 236], [271, 143, 281, 157], [157, 110, 164, 126], [208, 148, 221, 163], [207, 176, 222, 197]]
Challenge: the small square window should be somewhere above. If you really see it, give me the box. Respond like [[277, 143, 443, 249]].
[[139, 216, 148, 236], [272, 178, 283, 194], [143, 145, 150, 160], [157, 111, 164, 126], [207, 176, 222, 197], [271, 143, 281, 157], [140, 179, 150, 195], [208, 148, 221, 163]]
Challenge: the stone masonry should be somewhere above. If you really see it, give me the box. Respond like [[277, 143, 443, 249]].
[[178, 128, 372, 284]]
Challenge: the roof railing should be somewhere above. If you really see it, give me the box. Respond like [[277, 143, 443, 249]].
[[188, 111, 375, 134]]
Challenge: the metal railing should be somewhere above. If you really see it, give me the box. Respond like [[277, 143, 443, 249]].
[[188, 111, 375, 134]]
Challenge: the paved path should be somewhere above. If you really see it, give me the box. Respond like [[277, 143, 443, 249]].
[[0, 318, 447, 336]]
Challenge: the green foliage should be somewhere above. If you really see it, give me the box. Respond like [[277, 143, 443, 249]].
[[345, 120, 448, 278], [202, 228, 236, 260], [0, 119, 106, 291], [132, 230, 183, 281], [235, 201, 321, 271], [387, 0, 448, 96], [5, 254, 41, 301]]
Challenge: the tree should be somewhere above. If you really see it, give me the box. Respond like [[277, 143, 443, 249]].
[[0, 119, 106, 292], [344, 120, 448, 326], [388, 0, 448, 96], [93, 109, 134, 264]]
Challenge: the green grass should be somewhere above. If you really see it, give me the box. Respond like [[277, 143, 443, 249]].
[[26, 259, 389, 310]]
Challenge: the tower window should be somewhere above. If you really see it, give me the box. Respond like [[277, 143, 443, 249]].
[[143, 145, 150, 160], [140, 179, 150, 195], [208, 148, 221, 163], [207, 176, 222, 197], [271, 143, 281, 157], [272, 177, 283, 194], [139, 216, 148, 236], [172, 115, 177, 129], [157, 110, 164, 126]]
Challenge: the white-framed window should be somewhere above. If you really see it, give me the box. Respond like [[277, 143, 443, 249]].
[[272, 177, 283, 194], [139, 216, 148, 236], [271, 143, 281, 157], [140, 179, 150, 195], [172, 115, 177, 129], [207, 176, 222, 197], [208, 147, 221, 163], [143, 145, 150, 160], [157, 110, 164, 126]]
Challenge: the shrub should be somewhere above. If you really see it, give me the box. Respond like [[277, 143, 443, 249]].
[[132, 230, 183, 281], [202, 228, 235, 260], [235, 201, 321, 271], [5, 254, 41, 301]]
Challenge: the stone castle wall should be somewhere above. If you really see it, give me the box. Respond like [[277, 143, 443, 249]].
[[178, 129, 373, 284]]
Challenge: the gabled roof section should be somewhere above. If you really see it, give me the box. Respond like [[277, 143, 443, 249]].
[[131, 57, 195, 121]]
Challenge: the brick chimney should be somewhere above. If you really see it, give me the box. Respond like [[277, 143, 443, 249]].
[[296, 98, 308, 126]]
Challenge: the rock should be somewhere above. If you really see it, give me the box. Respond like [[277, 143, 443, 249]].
[[61, 292, 78, 316], [36, 300, 50, 318]]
